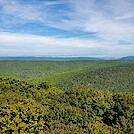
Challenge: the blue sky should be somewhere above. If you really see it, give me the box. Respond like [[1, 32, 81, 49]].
[[0, 0, 134, 57]]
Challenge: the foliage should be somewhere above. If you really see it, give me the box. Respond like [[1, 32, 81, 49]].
[[0, 60, 133, 92], [0, 77, 134, 133], [0, 60, 134, 133]]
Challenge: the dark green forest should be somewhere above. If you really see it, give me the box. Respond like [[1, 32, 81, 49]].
[[0, 60, 134, 133]]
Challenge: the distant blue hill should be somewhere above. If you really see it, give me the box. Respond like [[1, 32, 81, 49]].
[[0, 56, 115, 61], [120, 56, 134, 60]]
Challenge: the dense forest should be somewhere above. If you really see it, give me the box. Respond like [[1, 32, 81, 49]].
[[0, 60, 134, 133]]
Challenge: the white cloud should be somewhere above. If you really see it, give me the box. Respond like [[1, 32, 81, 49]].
[[59, 0, 134, 41], [0, 0, 47, 24], [0, 32, 104, 48], [0, 32, 133, 56], [0, 0, 134, 56]]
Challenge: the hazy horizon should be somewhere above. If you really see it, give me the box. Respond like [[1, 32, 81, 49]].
[[0, 0, 134, 57]]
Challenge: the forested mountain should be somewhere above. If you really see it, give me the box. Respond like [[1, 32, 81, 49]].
[[0, 60, 133, 92], [0, 77, 134, 133], [0, 60, 134, 133], [120, 56, 134, 60]]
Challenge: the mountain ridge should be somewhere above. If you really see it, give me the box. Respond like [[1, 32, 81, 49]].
[[120, 56, 134, 60], [0, 56, 133, 60]]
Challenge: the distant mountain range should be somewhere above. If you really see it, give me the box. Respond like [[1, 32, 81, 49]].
[[0, 56, 115, 61], [0, 56, 133, 61], [120, 56, 134, 60]]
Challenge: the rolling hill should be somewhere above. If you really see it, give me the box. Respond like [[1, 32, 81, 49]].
[[0, 60, 134, 133], [120, 56, 134, 60]]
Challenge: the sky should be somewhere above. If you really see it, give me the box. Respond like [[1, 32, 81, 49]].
[[0, 0, 134, 57]]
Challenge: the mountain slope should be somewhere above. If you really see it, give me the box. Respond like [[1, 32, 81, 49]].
[[0, 77, 134, 133], [120, 56, 134, 60]]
